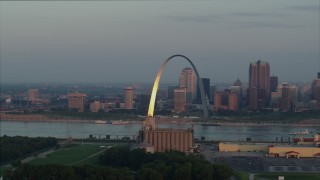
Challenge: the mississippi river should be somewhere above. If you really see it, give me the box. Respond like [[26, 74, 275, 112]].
[[1, 120, 319, 142]]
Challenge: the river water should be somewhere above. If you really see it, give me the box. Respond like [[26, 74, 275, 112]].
[[1, 120, 319, 142]]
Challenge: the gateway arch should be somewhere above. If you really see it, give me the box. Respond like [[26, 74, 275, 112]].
[[147, 54, 209, 119]]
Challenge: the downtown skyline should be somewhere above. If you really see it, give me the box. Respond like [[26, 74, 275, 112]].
[[0, 1, 319, 84]]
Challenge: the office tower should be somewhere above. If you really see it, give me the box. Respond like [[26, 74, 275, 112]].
[[280, 85, 291, 111], [167, 85, 179, 100], [196, 78, 210, 102], [288, 84, 298, 105], [179, 67, 197, 102], [28, 89, 39, 101], [68, 92, 86, 112], [248, 60, 270, 110], [270, 76, 278, 92], [90, 101, 100, 112], [174, 88, 187, 112], [311, 72, 320, 109], [213, 90, 238, 111], [231, 78, 243, 108], [124, 87, 133, 109]]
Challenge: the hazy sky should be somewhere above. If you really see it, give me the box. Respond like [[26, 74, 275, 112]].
[[0, 1, 319, 84]]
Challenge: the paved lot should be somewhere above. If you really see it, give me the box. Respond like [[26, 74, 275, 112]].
[[199, 144, 320, 173]]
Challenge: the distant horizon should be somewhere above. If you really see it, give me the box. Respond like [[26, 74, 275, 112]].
[[1, 1, 319, 84]]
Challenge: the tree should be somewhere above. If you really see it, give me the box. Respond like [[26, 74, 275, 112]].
[[139, 168, 163, 180]]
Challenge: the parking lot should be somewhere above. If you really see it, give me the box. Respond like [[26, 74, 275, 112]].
[[199, 144, 320, 173]]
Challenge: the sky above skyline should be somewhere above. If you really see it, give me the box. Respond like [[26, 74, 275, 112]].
[[0, 1, 319, 84]]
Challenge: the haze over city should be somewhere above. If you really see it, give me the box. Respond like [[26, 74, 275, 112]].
[[1, 0, 319, 84]]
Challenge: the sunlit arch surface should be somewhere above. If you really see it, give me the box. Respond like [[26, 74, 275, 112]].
[[147, 54, 209, 118]]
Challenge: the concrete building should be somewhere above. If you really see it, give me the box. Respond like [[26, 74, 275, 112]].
[[269, 146, 320, 158], [179, 67, 197, 102], [219, 133, 320, 158], [280, 86, 291, 112], [278, 83, 298, 111], [288, 84, 298, 105], [68, 92, 86, 112], [219, 142, 269, 152], [230, 84, 243, 109], [174, 88, 187, 112], [143, 128, 194, 152], [248, 60, 270, 110], [124, 87, 133, 109], [90, 101, 101, 112], [213, 90, 238, 111], [28, 89, 39, 101]]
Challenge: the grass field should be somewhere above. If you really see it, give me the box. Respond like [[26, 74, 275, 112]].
[[28, 144, 106, 165], [234, 171, 250, 180], [255, 172, 320, 180]]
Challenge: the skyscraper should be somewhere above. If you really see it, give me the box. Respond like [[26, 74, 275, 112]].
[[124, 87, 133, 109], [68, 92, 86, 112], [248, 60, 270, 110], [179, 67, 197, 102], [279, 84, 291, 111]]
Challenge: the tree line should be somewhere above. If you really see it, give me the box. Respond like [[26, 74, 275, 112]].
[[0, 135, 57, 164], [98, 146, 234, 180], [4, 164, 133, 180], [4, 146, 234, 180]]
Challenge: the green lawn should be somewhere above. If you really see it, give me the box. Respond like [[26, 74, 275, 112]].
[[28, 144, 105, 165], [234, 171, 250, 180], [256, 172, 320, 180]]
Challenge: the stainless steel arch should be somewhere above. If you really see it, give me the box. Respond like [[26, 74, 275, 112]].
[[147, 54, 209, 118]]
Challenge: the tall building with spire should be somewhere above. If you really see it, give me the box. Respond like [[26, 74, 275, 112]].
[[248, 60, 270, 110], [179, 67, 197, 102]]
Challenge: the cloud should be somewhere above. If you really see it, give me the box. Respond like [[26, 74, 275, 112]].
[[165, 14, 223, 23], [230, 12, 286, 18], [288, 6, 319, 11], [234, 21, 304, 29]]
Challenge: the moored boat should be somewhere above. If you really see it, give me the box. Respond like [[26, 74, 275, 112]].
[[112, 120, 130, 125], [94, 120, 107, 124], [289, 129, 312, 135]]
